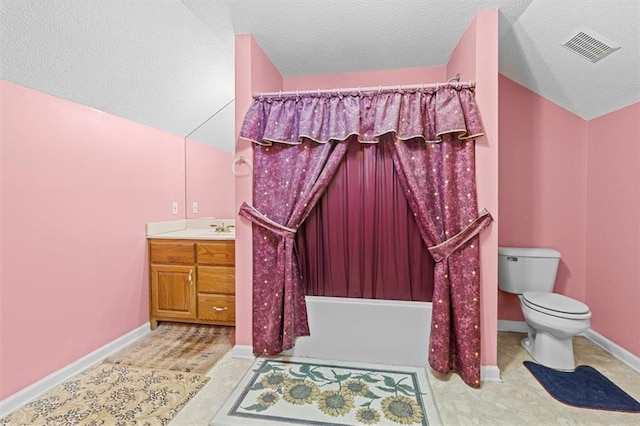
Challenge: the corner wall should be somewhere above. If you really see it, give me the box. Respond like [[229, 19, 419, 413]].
[[234, 35, 284, 347], [586, 103, 640, 357], [446, 9, 500, 368], [498, 76, 640, 359], [497, 75, 588, 320], [185, 142, 235, 219]]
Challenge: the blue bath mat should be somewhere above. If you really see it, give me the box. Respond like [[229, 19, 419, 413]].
[[524, 361, 640, 412]]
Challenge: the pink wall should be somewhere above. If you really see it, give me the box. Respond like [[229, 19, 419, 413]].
[[498, 75, 588, 321], [283, 67, 446, 91], [234, 35, 284, 346], [0, 80, 185, 398], [586, 103, 640, 356], [185, 141, 235, 219], [499, 76, 639, 358], [447, 10, 500, 368]]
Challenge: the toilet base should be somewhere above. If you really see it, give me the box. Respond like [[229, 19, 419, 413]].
[[521, 333, 576, 370]]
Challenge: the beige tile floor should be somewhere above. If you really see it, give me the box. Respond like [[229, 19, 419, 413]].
[[171, 331, 640, 425]]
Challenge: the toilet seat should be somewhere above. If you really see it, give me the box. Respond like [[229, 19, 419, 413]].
[[522, 291, 591, 320]]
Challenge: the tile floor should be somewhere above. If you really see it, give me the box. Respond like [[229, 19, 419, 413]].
[[171, 331, 640, 425]]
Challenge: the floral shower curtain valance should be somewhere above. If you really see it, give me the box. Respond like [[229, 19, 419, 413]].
[[240, 84, 484, 146], [238, 82, 493, 389]]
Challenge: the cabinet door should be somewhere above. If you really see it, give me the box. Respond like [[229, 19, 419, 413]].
[[150, 265, 196, 320]]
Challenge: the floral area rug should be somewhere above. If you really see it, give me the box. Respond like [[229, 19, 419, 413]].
[[0, 362, 208, 426], [106, 322, 235, 374], [210, 357, 442, 426]]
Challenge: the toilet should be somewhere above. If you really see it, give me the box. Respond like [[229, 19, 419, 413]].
[[498, 247, 591, 370]]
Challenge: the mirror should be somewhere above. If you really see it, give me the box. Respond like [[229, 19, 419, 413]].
[[185, 99, 237, 219]]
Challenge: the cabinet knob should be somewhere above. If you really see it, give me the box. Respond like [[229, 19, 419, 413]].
[[212, 306, 228, 312]]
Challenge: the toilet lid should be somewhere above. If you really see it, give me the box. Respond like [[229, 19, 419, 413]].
[[522, 292, 591, 319]]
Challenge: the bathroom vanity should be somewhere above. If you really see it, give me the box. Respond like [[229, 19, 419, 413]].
[[146, 219, 235, 329]]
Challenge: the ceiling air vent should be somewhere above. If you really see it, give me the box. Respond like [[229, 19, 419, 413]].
[[561, 28, 621, 63]]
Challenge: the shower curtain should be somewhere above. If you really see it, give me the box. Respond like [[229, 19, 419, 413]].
[[297, 139, 435, 301], [238, 83, 493, 388]]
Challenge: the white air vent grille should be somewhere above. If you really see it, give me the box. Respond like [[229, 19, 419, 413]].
[[561, 28, 621, 63]]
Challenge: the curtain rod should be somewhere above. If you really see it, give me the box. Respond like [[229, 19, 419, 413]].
[[253, 74, 468, 98]]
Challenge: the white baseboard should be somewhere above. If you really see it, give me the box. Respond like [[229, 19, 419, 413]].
[[497, 320, 528, 333], [583, 329, 640, 374], [481, 365, 502, 382], [0, 323, 150, 418], [232, 345, 256, 360]]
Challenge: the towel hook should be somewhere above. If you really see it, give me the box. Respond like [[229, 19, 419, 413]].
[[232, 156, 253, 176]]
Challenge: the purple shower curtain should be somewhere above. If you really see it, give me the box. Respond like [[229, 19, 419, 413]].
[[239, 139, 348, 355], [389, 134, 493, 387], [239, 84, 492, 388], [297, 139, 435, 301]]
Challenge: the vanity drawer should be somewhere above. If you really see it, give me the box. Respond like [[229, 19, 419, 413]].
[[198, 266, 235, 294], [198, 295, 235, 323], [150, 241, 195, 265], [197, 241, 235, 266]]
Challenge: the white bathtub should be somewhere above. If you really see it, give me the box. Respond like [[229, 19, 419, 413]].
[[281, 296, 432, 368]]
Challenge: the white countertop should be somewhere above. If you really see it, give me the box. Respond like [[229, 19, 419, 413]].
[[146, 218, 235, 240]]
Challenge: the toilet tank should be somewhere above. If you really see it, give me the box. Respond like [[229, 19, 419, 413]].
[[498, 247, 561, 294]]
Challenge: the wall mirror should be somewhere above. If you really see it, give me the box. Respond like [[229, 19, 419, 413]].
[[185, 99, 236, 219]]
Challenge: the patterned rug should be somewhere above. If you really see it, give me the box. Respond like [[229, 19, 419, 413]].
[[210, 357, 442, 426], [106, 323, 235, 373], [0, 363, 208, 425]]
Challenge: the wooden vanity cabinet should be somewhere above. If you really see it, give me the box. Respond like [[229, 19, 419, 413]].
[[148, 239, 235, 329], [196, 241, 236, 324], [149, 241, 196, 329]]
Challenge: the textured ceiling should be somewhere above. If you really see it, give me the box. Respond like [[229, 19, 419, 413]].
[[1, 0, 639, 154], [222, 0, 532, 75]]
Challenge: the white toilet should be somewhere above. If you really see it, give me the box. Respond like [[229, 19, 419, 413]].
[[498, 247, 591, 370]]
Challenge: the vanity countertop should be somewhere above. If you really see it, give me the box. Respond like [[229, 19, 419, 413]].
[[146, 218, 235, 240], [148, 228, 235, 240]]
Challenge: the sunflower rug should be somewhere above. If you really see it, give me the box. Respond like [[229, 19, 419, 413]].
[[210, 357, 442, 426]]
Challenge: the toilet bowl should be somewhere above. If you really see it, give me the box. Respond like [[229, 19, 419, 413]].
[[519, 292, 591, 370], [498, 247, 592, 370]]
